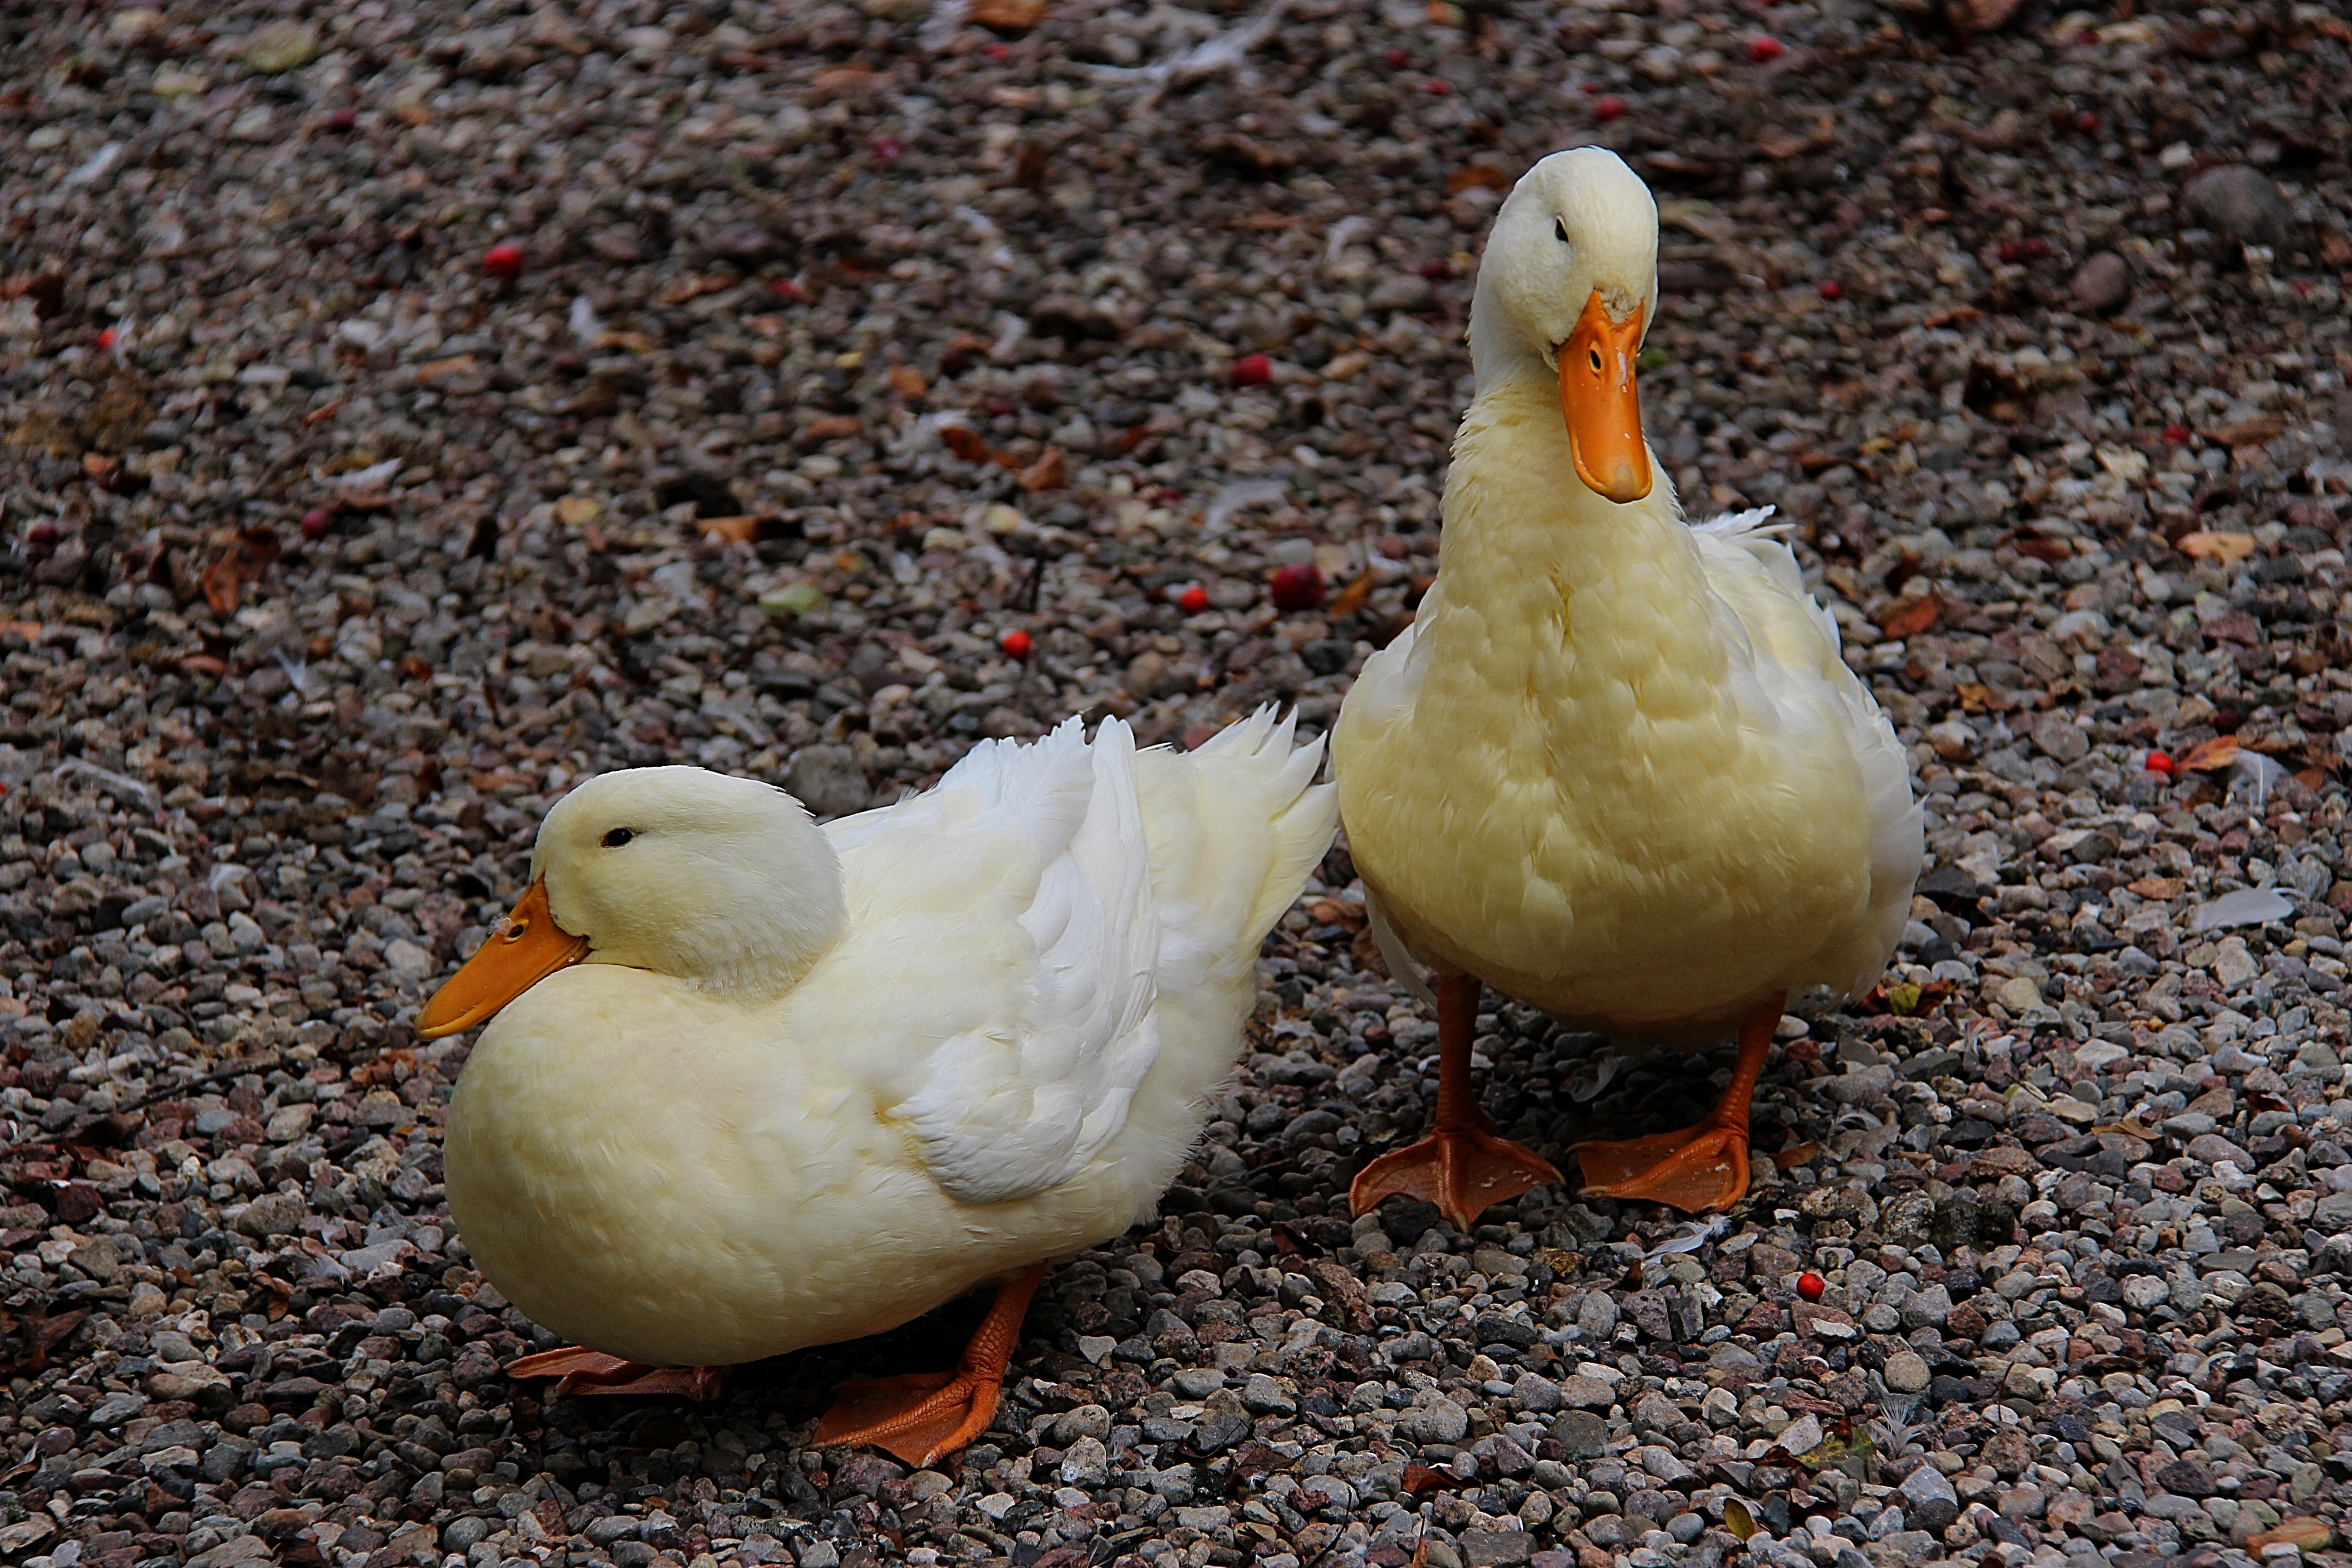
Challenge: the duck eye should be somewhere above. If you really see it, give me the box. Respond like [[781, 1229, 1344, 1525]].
[[1554, 218, 1570, 245], [602, 828, 635, 848]]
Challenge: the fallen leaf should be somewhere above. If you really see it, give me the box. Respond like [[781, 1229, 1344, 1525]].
[[1723, 1499, 1758, 1542], [593, 330, 657, 354], [887, 364, 927, 400], [201, 527, 282, 616], [0, 1305, 91, 1378], [392, 99, 431, 127], [2001, 525, 2072, 563], [2209, 415, 2286, 449], [414, 353, 478, 384], [658, 274, 735, 306], [2176, 530, 2257, 563], [1016, 447, 1067, 492], [802, 413, 864, 444], [1758, 110, 1838, 160], [1877, 590, 1944, 639], [697, 516, 760, 544], [1948, 0, 2023, 30], [1399, 1465, 1460, 1496], [1773, 1142, 1821, 1171], [2173, 736, 2242, 773], [941, 425, 999, 466], [555, 496, 603, 527], [400, 655, 433, 682], [1328, 566, 1377, 618], [1446, 165, 1512, 195], [970, 0, 1045, 30], [2127, 876, 2185, 900]]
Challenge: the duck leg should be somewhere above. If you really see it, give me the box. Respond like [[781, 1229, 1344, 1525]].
[[1348, 973, 1562, 1232], [1572, 997, 1781, 1214], [813, 1263, 1046, 1468], [505, 1347, 727, 1401]]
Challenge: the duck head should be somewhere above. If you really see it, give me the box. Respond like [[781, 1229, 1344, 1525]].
[[1470, 147, 1660, 505], [416, 766, 848, 1039]]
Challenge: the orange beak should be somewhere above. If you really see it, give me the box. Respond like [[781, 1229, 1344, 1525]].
[[1559, 289, 1652, 505], [415, 877, 591, 1040]]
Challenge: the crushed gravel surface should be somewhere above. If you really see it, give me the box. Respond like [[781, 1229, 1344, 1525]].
[[4, 5, 2352, 1568]]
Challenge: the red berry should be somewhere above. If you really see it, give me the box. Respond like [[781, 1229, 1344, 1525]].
[[1269, 563, 1326, 612], [2162, 424, 2192, 445], [872, 135, 903, 166], [984, 41, 1010, 60], [300, 508, 333, 539], [1231, 353, 1273, 388], [25, 521, 58, 548], [2143, 750, 2175, 776], [1000, 629, 1031, 660], [2023, 236, 2051, 259], [1797, 1272, 1825, 1302], [1417, 259, 1451, 279], [1425, 79, 1450, 95], [2073, 110, 2099, 134], [1818, 279, 1844, 301], [325, 108, 355, 132], [1593, 96, 1627, 123], [1157, 486, 1184, 503], [1747, 34, 1784, 61], [769, 277, 804, 303], [483, 243, 524, 281], [1177, 585, 1211, 614], [1386, 48, 1409, 68], [97, 327, 116, 349]]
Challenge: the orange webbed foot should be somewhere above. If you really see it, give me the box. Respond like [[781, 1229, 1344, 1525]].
[[1351, 1122, 1563, 1233], [815, 1370, 1004, 1469], [506, 1347, 726, 1400], [1573, 1121, 1751, 1214]]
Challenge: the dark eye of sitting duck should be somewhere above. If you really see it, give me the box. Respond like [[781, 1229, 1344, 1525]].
[[602, 828, 635, 848]]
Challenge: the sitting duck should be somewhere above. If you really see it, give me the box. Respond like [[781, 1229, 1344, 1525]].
[[417, 710, 1335, 1465]]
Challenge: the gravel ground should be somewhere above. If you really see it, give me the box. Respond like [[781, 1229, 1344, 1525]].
[[5, 4, 2352, 1568]]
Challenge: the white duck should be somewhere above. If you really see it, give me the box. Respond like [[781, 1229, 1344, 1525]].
[[1333, 148, 1921, 1225], [416, 711, 1334, 1465]]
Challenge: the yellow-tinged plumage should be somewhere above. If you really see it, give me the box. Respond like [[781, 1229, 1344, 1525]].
[[1333, 149, 1920, 1219], [426, 710, 1333, 1448]]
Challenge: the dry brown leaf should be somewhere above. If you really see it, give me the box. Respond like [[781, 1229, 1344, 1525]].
[[1948, 0, 2022, 30], [1877, 590, 1944, 639], [941, 425, 998, 466], [2173, 736, 2243, 773], [414, 353, 477, 383], [555, 496, 603, 527], [392, 100, 430, 127], [1772, 1142, 1821, 1171], [1016, 447, 1067, 491], [1445, 165, 1512, 195], [659, 274, 736, 307], [1328, 566, 1377, 618], [697, 517, 760, 544], [803, 413, 864, 444], [2176, 529, 2257, 563], [201, 527, 282, 617], [2127, 876, 2185, 900], [970, 0, 1045, 30], [2209, 415, 2285, 449], [887, 364, 927, 400]]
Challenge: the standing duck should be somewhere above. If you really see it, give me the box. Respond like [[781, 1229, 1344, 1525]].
[[417, 711, 1334, 1464], [1332, 148, 1921, 1225]]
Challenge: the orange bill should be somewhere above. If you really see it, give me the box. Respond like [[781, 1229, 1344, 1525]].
[[1559, 289, 1652, 504], [415, 877, 590, 1040]]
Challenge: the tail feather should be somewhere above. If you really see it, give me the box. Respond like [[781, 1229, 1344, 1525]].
[[1135, 706, 1338, 989]]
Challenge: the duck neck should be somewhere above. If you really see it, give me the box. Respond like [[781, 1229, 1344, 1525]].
[[1418, 362, 1723, 695]]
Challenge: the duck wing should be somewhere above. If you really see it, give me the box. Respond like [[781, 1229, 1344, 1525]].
[[823, 717, 1164, 1206], [1687, 506, 1924, 994]]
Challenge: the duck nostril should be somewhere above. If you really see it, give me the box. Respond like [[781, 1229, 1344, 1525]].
[[1588, 349, 1602, 372], [504, 919, 530, 943]]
